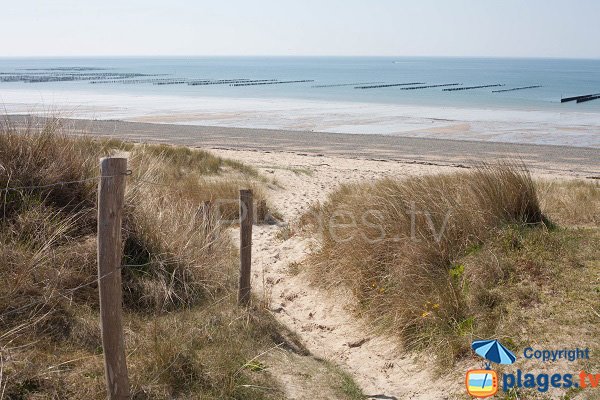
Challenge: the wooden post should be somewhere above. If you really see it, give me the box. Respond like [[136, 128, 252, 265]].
[[97, 157, 130, 399], [238, 189, 253, 306]]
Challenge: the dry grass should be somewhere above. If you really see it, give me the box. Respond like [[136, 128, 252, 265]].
[[301, 164, 599, 365], [0, 117, 289, 398], [536, 179, 600, 227]]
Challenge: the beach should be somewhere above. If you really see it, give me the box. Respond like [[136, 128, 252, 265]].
[[197, 142, 595, 398], [3, 89, 600, 148], [8, 115, 599, 177], [4, 114, 599, 399], [3, 2, 600, 397], [4, 70, 600, 399], [2, 56, 600, 149]]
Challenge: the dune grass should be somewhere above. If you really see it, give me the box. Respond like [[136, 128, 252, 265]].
[[302, 164, 599, 366], [536, 178, 600, 227], [0, 118, 289, 399]]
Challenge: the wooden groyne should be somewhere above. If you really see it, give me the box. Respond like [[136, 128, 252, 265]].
[[230, 80, 314, 87], [0, 70, 292, 88], [354, 82, 424, 89], [189, 79, 278, 86], [123, 78, 183, 85], [17, 67, 109, 72], [1, 72, 156, 83], [190, 79, 250, 86], [443, 84, 505, 92], [492, 85, 542, 93], [561, 93, 600, 103], [154, 80, 188, 85], [90, 77, 177, 85], [90, 78, 278, 86], [399, 83, 462, 90], [188, 79, 249, 85], [577, 95, 600, 103], [312, 82, 384, 88]]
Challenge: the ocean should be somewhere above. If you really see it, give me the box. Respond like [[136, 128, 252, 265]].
[[1, 57, 599, 146]]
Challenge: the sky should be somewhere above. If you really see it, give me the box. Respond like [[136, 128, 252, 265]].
[[1, 0, 599, 58]]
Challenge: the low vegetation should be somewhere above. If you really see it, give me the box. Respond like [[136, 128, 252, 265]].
[[302, 164, 599, 370], [0, 117, 303, 399]]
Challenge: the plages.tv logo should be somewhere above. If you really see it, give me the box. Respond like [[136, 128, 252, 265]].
[[466, 339, 516, 398]]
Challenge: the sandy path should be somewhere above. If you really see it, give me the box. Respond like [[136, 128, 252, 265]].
[[215, 149, 470, 399]]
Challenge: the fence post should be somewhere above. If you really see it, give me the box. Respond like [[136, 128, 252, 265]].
[[238, 189, 253, 306], [97, 157, 130, 399]]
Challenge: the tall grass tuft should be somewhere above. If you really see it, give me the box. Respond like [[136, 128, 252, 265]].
[[0, 117, 280, 398], [303, 163, 545, 363]]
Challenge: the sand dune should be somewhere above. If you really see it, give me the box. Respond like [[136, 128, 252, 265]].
[[217, 148, 575, 399]]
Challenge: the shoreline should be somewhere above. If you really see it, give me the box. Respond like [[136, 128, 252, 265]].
[[7, 115, 600, 177], [2, 88, 600, 148]]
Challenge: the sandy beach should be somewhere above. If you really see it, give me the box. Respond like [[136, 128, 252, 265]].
[[208, 146, 592, 399], [3, 2, 600, 398], [3, 88, 600, 148], [8, 115, 600, 177], [7, 115, 596, 398], [214, 146, 594, 398]]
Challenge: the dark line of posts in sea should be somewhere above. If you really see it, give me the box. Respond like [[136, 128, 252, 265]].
[[561, 93, 600, 103], [312, 82, 384, 88], [2, 70, 597, 104], [443, 84, 505, 91], [188, 79, 253, 85], [191, 79, 277, 86], [354, 82, 425, 89], [576, 95, 600, 103], [399, 83, 462, 90], [492, 85, 542, 93], [1, 73, 158, 83], [230, 80, 314, 86], [17, 67, 109, 72], [154, 80, 191, 85], [0, 72, 122, 76], [89, 78, 278, 85], [91, 78, 184, 84]]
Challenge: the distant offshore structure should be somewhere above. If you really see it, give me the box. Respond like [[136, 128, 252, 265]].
[[561, 93, 600, 104], [2, 64, 597, 103], [492, 85, 542, 93]]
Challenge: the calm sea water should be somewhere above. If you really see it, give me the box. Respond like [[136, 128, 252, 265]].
[[1, 56, 600, 112]]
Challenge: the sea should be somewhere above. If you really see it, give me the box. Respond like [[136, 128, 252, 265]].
[[1, 57, 599, 147]]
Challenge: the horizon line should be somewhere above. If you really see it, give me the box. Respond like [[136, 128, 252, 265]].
[[1, 54, 600, 61]]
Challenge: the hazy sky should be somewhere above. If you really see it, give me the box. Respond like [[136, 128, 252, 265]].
[[2, 0, 599, 58]]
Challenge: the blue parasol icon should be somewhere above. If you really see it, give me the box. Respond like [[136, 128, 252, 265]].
[[471, 339, 516, 365]]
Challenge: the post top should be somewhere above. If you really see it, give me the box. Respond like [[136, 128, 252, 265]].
[[99, 155, 128, 161]]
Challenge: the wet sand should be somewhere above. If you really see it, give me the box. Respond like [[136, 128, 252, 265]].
[[7, 115, 600, 176]]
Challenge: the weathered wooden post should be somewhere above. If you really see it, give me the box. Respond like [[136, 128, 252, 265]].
[[97, 157, 130, 399], [238, 189, 253, 306]]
